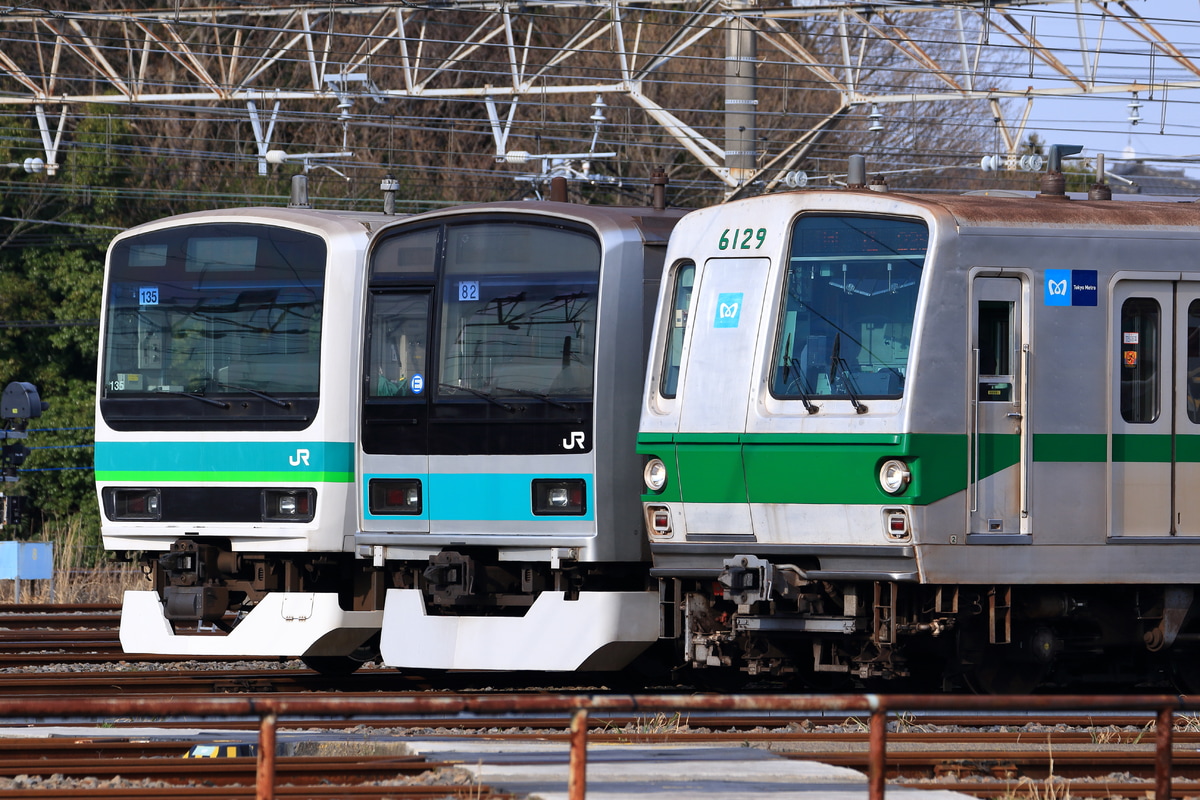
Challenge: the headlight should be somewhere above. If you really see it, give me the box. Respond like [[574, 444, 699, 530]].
[[262, 488, 316, 522], [644, 458, 667, 492], [878, 459, 911, 496], [369, 479, 422, 515], [104, 488, 161, 521], [532, 479, 586, 515]]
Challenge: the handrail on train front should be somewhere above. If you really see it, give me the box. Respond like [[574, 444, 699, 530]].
[[0, 693, 1189, 800]]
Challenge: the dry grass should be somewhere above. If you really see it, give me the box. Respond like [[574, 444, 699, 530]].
[[0, 518, 143, 604]]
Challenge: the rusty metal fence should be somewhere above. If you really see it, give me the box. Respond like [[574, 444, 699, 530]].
[[1, 693, 1193, 800]]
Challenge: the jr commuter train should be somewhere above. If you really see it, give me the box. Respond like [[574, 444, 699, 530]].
[[638, 155, 1200, 690], [98, 193, 387, 669], [356, 183, 688, 672], [101, 172, 687, 674]]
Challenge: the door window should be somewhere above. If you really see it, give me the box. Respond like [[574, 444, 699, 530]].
[[978, 300, 1014, 402], [367, 293, 430, 398], [1120, 298, 1160, 423]]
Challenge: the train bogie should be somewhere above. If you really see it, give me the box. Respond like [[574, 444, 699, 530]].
[[640, 180, 1200, 688]]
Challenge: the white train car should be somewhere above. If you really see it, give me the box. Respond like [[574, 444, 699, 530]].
[[99, 201, 386, 671]]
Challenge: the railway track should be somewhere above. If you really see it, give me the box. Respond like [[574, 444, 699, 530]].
[[0, 717, 1188, 799], [5, 604, 1200, 798]]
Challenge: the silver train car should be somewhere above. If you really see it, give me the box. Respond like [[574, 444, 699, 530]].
[[357, 194, 688, 672], [638, 171, 1200, 689], [98, 204, 386, 668]]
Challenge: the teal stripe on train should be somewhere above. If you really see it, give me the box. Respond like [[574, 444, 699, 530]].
[[363, 472, 594, 522], [94, 441, 354, 483]]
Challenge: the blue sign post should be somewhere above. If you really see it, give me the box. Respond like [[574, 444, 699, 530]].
[[0, 541, 53, 602]]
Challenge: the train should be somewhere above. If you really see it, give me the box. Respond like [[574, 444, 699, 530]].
[[103, 150, 1200, 691], [99, 173, 688, 675], [638, 154, 1200, 690], [353, 185, 688, 672], [97, 190, 387, 669]]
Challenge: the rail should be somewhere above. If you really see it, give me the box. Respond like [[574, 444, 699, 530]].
[[1, 693, 1193, 800]]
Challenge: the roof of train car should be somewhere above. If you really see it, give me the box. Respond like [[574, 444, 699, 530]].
[[113, 204, 395, 237], [846, 189, 1200, 229], [387, 199, 690, 245]]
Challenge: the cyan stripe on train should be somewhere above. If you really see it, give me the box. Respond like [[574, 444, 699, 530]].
[[93, 441, 354, 483], [363, 472, 594, 522]]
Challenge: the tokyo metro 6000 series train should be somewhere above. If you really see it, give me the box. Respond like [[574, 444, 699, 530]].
[[638, 163, 1200, 690], [101, 174, 687, 675]]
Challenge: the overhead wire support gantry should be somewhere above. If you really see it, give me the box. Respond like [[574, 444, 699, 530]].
[[0, 0, 1198, 196]]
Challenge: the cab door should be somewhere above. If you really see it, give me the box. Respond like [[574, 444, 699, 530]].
[[970, 277, 1028, 535], [674, 257, 770, 536]]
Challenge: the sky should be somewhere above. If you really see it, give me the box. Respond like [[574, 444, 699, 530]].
[[1015, 0, 1200, 177]]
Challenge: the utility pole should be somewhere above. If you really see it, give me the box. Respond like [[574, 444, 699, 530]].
[[725, 6, 757, 192]]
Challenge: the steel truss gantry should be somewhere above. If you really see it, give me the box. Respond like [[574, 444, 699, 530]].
[[0, 1, 1197, 192]]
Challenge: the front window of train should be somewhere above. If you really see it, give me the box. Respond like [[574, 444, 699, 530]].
[[771, 215, 926, 400], [437, 222, 601, 400], [102, 224, 326, 401]]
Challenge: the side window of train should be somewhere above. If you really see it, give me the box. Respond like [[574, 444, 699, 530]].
[[1120, 297, 1160, 424], [660, 262, 695, 399]]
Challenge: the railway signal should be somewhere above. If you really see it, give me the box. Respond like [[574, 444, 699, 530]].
[[0, 381, 47, 483]]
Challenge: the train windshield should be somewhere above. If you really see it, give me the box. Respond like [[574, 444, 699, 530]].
[[437, 222, 600, 400], [102, 223, 326, 398], [772, 215, 926, 401]]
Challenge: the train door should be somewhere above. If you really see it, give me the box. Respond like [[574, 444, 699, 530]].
[[675, 257, 770, 536], [970, 277, 1027, 535], [360, 289, 432, 528], [1175, 288, 1200, 535], [1111, 280, 1200, 537]]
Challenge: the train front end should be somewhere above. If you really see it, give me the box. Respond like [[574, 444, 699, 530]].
[[639, 190, 952, 684], [98, 208, 383, 665], [359, 203, 685, 672]]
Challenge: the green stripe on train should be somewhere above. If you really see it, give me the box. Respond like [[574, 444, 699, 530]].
[[639, 430, 1200, 506], [638, 432, 970, 506], [94, 470, 354, 483]]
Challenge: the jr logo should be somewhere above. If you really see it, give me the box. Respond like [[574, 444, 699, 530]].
[[289, 448, 311, 467], [562, 431, 585, 450]]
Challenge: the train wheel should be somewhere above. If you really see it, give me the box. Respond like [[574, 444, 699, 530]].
[[957, 627, 1047, 694], [1170, 651, 1200, 695], [301, 637, 380, 676], [964, 656, 1046, 694]]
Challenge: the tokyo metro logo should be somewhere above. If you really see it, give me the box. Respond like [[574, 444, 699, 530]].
[[714, 293, 743, 328], [1045, 270, 1097, 307]]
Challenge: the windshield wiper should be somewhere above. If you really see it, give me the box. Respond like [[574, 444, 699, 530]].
[[438, 383, 514, 411], [780, 337, 818, 415], [217, 382, 291, 408], [154, 389, 230, 409], [493, 385, 575, 411], [829, 333, 867, 415]]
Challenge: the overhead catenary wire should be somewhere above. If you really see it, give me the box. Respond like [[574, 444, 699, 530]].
[[0, 1, 1197, 200]]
